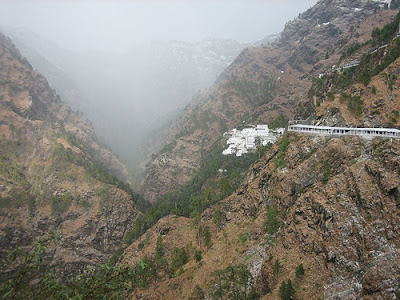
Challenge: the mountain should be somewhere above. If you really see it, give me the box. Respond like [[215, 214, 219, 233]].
[[115, 2, 400, 299], [0, 32, 140, 275], [2, 0, 400, 299], [2, 28, 247, 174], [140, 0, 399, 202]]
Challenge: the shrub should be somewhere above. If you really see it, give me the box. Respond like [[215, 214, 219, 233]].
[[295, 263, 305, 278], [207, 264, 258, 300], [273, 259, 282, 278], [359, 71, 371, 86], [327, 91, 335, 101], [265, 207, 280, 234], [238, 232, 248, 244], [203, 227, 211, 249], [321, 162, 331, 184], [213, 210, 223, 228], [155, 236, 164, 259], [269, 115, 289, 130], [274, 133, 290, 169], [170, 247, 188, 274], [347, 95, 363, 115], [194, 250, 202, 262], [50, 192, 72, 214], [279, 279, 295, 300]]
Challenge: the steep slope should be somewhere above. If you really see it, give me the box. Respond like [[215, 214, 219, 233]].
[[122, 134, 400, 299], [118, 3, 400, 299], [141, 0, 397, 202], [0, 32, 139, 275]]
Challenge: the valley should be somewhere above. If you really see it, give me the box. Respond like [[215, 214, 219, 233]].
[[1, 0, 400, 299]]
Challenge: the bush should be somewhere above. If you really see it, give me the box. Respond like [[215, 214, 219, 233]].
[[50, 192, 72, 214], [295, 263, 305, 278], [203, 227, 211, 249], [155, 236, 165, 260], [279, 279, 295, 300], [327, 91, 335, 101], [359, 71, 371, 86], [273, 259, 282, 278], [238, 232, 248, 244], [170, 247, 188, 274], [194, 250, 202, 262], [321, 162, 331, 184], [265, 207, 280, 234], [343, 42, 361, 58], [213, 210, 223, 228], [269, 115, 289, 130], [340, 93, 363, 115], [274, 133, 290, 169], [207, 264, 259, 300]]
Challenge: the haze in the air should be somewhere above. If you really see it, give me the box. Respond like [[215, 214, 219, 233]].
[[0, 0, 318, 52], [0, 0, 318, 180]]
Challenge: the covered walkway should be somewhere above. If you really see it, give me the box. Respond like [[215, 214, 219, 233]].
[[288, 124, 400, 139]]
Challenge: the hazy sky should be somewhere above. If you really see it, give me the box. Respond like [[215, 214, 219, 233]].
[[0, 0, 318, 52]]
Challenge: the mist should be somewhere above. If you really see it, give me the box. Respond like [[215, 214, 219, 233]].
[[1, 0, 318, 52], [0, 0, 318, 179]]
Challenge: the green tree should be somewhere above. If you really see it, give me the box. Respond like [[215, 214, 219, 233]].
[[321, 161, 331, 184], [170, 247, 188, 275], [194, 250, 203, 262], [203, 227, 211, 249], [279, 279, 295, 300], [295, 263, 305, 278], [273, 259, 282, 279], [265, 207, 280, 234], [155, 236, 164, 259], [213, 210, 223, 228], [207, 264, 259, 300]]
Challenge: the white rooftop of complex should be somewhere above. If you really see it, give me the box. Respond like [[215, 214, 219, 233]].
[[223, 125, 285, 156], [288, 124, 400, 138]]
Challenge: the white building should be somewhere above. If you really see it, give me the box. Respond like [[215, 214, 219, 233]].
[[222, 124, 286, 156]]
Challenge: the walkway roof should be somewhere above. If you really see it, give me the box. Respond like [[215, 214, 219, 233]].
[[290, 124, 400, 133]]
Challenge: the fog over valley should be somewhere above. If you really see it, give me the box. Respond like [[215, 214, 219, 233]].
[[0, 1, 316, 179], [0, 0, 317, 179]]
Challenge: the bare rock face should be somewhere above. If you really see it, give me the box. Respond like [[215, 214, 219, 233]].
[[140, 0, 391, 202], [0, 32, 139, 275]]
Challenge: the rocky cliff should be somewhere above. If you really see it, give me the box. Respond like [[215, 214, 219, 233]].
[[0, 32, 139, 275], [141, 0, 396, 202]]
